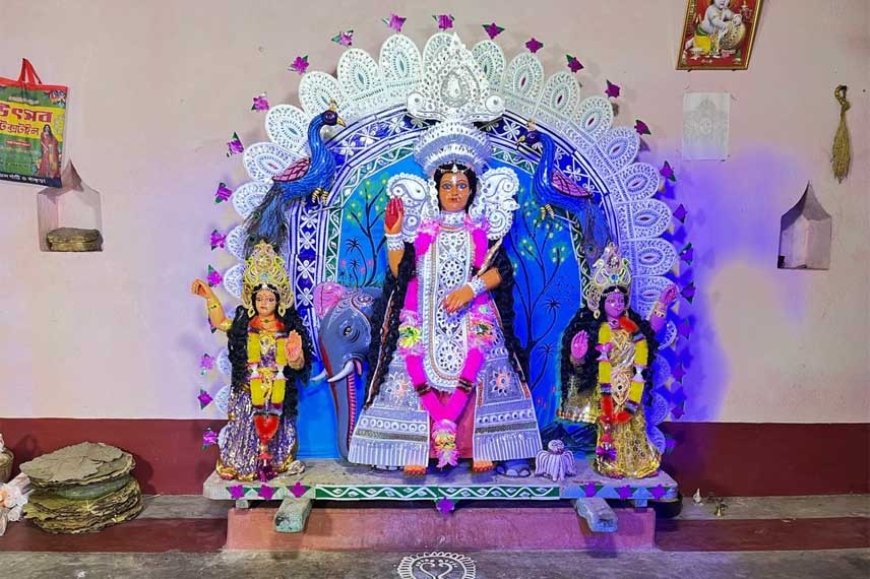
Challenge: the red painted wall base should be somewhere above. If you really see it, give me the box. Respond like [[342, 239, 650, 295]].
[[1, 418, 867, 496]]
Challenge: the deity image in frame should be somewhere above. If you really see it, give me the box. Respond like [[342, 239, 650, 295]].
[[677, 0, 763, 70]]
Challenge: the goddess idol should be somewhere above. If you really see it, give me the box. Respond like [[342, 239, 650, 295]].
[[347, 44, 542, 475], [559, 243, 676, 478], [192, 241, 313, 480]]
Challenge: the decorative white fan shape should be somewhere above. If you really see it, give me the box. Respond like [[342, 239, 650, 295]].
[[224, 32, 673, 320]]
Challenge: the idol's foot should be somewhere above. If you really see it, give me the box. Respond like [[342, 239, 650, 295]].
[[471, 460, 494, 473], [403, 464, 427, 476], [496, 459, 532, 478], [279, 459, 306, 477], [216, 460, 237, 481]]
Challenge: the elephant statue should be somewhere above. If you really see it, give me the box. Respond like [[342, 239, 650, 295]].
[[312, 282, 380, 459]]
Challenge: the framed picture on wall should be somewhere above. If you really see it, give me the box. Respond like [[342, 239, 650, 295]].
[[677, 0, 762, 70]]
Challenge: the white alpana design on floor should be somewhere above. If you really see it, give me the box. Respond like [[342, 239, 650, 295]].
[[397, 552, 477, 579]]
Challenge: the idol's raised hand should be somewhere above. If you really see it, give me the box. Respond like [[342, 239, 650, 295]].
[[385, 198, 404, 235], [659, 284, 678, 306], [570, 330, 589, 364], [286, 330, 304, 369], [191, 279, 215, 300]]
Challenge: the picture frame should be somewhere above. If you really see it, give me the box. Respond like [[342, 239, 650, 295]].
[[677, 0, 763, 70]]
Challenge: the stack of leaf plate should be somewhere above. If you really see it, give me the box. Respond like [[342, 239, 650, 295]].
[[20, 442, 142, 534], [46, 228, 103, 252]]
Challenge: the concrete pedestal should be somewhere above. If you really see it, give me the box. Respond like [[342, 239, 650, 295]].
[[207, 458, 677, 551], [225, 505, 657, 551]]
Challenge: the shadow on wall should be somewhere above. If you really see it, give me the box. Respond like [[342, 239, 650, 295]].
[[675, 147, 810, 421]]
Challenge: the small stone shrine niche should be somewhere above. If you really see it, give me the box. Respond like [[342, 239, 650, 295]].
[[778, 182, 832, 270], [36, 161, 103, 252]]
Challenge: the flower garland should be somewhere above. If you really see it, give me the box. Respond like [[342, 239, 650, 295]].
[[397, 213, 496, 467], [594, 316, 649, 464]]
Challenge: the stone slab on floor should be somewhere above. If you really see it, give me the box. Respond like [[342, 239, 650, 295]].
[[139, 495, 230, 519], [225, 505, 657, 551]]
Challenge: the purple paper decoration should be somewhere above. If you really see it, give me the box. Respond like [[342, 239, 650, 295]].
[[672, 387, 687, 406], [206, 265, 223, 287], [525, 38, 543, 53], [331, 30, 353, 47], [228, 484, 245, 500], [384, 13, 406, 33], [680, 243, 694, 264], [226, 133, 243, 156], [197, 389, 213, 409], [660, 161, 676, 182], [289, 55, 310, 75], [673, 204, 688, 223], [565, 55, 584, 73], [681, 282, 696, 304], [251, 93, 270, 112], [672, 363, 686, 383], [634, 120, 651, 135], [258, 486, 276, 500], [200, 353, 216, 373], [290, 482, 307, 498], [671, 403, 685, 420], [583, 482, 599, 498], [209, 230, 226, 250], [436, 497, 455, 516], [202, 428, 218, 449], [678, 319, 692, 339], [650, 485, 667, 501], [434, 14, 454, 31], [605, 80, 621, 99], [214, 182, 232, 204], [617, 485, 633, 500], [482, 22, 504, 39]]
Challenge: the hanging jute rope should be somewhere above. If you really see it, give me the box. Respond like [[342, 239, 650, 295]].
[[832, 85, 851, 183]]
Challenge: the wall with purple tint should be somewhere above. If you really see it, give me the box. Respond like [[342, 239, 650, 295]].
[[0, 0, 866, 423]]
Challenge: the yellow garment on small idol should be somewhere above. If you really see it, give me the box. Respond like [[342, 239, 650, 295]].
[[250, 378, 286, 407], [628, 380, 645, 406], [598, 361, 612, 384], [634, 338, 648, 366], [628, 336, 648, 405], [597, 324, 612, 383], [595, 409, 661, 478], [594, 321, 660, 478], [247, 331, 288, 407]]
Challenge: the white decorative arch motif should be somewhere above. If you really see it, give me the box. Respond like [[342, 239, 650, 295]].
[[230, 33, 673, 315]]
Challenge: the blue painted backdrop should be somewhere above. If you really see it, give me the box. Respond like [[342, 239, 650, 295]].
[[295, 147, 589, 459]]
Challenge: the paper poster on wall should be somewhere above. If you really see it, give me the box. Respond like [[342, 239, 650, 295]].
[[0, 59, 68, 188], [682, 92, 730, 161]]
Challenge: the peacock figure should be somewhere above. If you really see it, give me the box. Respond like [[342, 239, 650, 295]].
[[244, 103, 345, 253], [519, 122, 612, 263]]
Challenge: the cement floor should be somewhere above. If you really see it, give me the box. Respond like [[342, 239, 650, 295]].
[[3, 495, 867, 577], [1, 549, 868, 578]]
